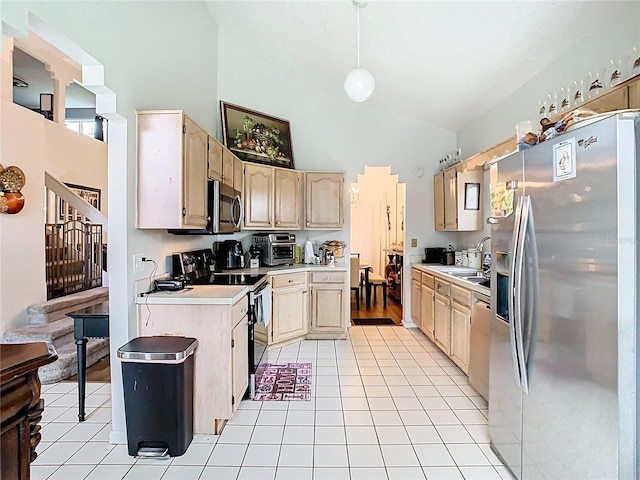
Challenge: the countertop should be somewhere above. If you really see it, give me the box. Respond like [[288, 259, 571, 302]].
[[136, 263, 348, 306], [411, 263, 491, 296]]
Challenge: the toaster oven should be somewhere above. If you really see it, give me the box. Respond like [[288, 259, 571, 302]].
[[253, 233, 296, 266]]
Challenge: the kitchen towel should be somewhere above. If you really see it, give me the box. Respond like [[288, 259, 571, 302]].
[[260, 284, 272, 327], [304, 240, 315, 264]]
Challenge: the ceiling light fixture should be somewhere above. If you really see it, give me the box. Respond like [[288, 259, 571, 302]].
[[344, 0, 375, 102], [13, 76, 28, 88]]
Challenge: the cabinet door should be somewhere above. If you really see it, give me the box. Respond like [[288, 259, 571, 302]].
[[433, 172, 445, 231], [411, 279, 422, 328], [421, 284, 435, 341], [272, 284, 307, 343], [231, 317, 248, 413], [586, 85, 628, 113], [244, 163, 274, 228], [274, 168, 301, 229], [305, 172, 344, 229], [222, 148, 235, 188], [183, 116, 208, 228], [208, 136, 223, 181], [233, 156, 244, 193], [450, 301, 471, 373], [434, 293, 451, 355], [310, 284, 344, 333], [443, 167, 457, 230]]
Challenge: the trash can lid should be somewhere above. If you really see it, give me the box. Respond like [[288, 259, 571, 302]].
[[116, 336, 198, 362]]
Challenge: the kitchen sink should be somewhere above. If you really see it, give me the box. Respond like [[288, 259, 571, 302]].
[[463, 276, 490, 287], [445, 269, 481, 277]]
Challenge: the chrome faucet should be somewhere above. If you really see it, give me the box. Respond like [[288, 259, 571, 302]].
[[475, 235, 491, 253]]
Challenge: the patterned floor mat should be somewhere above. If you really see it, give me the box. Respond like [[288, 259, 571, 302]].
[[253, 362, 312, 401]]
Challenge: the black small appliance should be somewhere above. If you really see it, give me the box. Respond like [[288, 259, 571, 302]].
[[424, 247, 444, 263], [215, 240, 244, 270]]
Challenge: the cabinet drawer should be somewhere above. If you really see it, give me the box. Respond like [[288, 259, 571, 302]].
[[411, 268, 421, 281], [233, 296, 248, 325], [450, 284, 471, 307], [434, 278, 450, 296], [421, 273, 434, 289], [311, 271, 345, 284], [272, 272, 307, 289]]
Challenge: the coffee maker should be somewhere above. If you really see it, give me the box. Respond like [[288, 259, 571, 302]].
[[215, 240, 244, 270]]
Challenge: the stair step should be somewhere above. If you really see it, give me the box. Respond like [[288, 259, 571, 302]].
[[26, 286, 108, 325], [39, 338, 110, 384], [2, 318, 74, 350]]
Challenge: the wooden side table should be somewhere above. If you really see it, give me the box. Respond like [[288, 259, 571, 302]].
[[1, 342, 57, 480]]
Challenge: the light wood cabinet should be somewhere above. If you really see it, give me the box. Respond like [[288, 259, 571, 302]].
[[274, 168, 301, 229], [138, 296, 248, 434], [222, 148, 235, 188], [234, 156, 244, 193], [309, 271, 347, 337], [434, 292, 451, 355], [272, 281, 308, 344], [434, 167, 483, 232], [411, 278, 422, 328], [208, 136, 223, 181], [450, 301, 471, 374], [304, 172, 344, 229], [231, 307, 249, 413], [137, 111, 208, 229], [421, 283, 435, 341], [244, 163, 274, 228]]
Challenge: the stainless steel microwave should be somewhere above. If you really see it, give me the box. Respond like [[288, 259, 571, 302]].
[[169, 180, 242, 235]]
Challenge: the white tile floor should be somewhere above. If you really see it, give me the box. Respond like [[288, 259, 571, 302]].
[[33, 326, 514, 480]]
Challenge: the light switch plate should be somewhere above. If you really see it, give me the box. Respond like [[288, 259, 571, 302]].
[[411, 238, 418, 247]]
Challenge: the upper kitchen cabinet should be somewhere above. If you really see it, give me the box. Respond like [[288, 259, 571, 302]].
[[433, 166, 483, 231], [233, 156, 244, 193], [304, 172, 345, 230], [137, 110, 208, 229], [274, 168, 301, 229], [244, 162, 274, 229], [208, 136, 223, 182], [222, 148, 235, 188]]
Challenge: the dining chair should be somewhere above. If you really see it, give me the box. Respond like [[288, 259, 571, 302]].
[[366, 267, 387, 307], [350, 256, 361, 309]]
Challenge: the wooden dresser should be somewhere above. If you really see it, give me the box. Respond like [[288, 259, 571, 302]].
[[1, 343, 57, 480]]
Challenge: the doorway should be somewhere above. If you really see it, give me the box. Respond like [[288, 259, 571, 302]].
[[350, 166, 405, 325]]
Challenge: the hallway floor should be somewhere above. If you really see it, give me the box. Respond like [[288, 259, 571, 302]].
[[33, 326, 512, 480]]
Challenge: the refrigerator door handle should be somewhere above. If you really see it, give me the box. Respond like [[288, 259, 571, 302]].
[[514, 195, 531, 394], [508, 195, 525, 387], [521, 195, 540, 392]]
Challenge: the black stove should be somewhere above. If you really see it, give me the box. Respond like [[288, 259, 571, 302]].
[[172, 249, 265, 287]]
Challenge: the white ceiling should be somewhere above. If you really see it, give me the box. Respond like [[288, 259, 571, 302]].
[[205, 1, 622, 132]]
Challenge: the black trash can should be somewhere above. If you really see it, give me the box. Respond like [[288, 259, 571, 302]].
[[117, 336, 198, 458]]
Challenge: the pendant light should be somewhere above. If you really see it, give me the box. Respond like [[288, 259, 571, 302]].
[[344, 0, 375, 102]]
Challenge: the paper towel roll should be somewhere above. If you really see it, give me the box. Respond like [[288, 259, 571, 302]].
[[304, 240, 315, 264]]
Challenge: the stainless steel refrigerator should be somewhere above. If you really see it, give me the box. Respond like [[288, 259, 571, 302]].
[[488, 112, 638, 480]]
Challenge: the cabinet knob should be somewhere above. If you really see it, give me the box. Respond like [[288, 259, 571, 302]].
[[288, 279, 293, 283], [325, 276, 330, 280]]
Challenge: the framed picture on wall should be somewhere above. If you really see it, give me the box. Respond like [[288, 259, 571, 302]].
[[464, 182, 480, 210], [220, 101, 295, 169], [59, 183, 101, 221]]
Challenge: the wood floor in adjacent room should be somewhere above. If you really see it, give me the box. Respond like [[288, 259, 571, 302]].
[[350, 290, 403, 326]]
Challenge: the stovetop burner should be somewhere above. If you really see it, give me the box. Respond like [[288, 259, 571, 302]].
[[192, 273, 266, 286], [172, 249, 266, 287]]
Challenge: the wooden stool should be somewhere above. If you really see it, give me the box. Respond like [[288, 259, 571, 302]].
[[367, 273, 387, 307]]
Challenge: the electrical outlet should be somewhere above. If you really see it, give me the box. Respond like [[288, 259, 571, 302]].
[[411, 238, 418, 247], [133, 253, 145, 274]]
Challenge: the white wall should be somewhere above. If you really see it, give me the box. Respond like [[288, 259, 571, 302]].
[[455, 2, 640, 249], [2, 0, 220, 443]]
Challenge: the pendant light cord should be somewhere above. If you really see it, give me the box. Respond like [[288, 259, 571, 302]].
[[356, 2, 361, 68]]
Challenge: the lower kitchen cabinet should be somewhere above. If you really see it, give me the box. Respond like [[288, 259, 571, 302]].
[[411, 278, 422, 328], [271, 273, 308, 344], [309, 271, 347, 338], [450, 300, 471, 374], [421, 283, 435, 340], [137, 296, 248, 434], [434, 292, 451, 356]]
